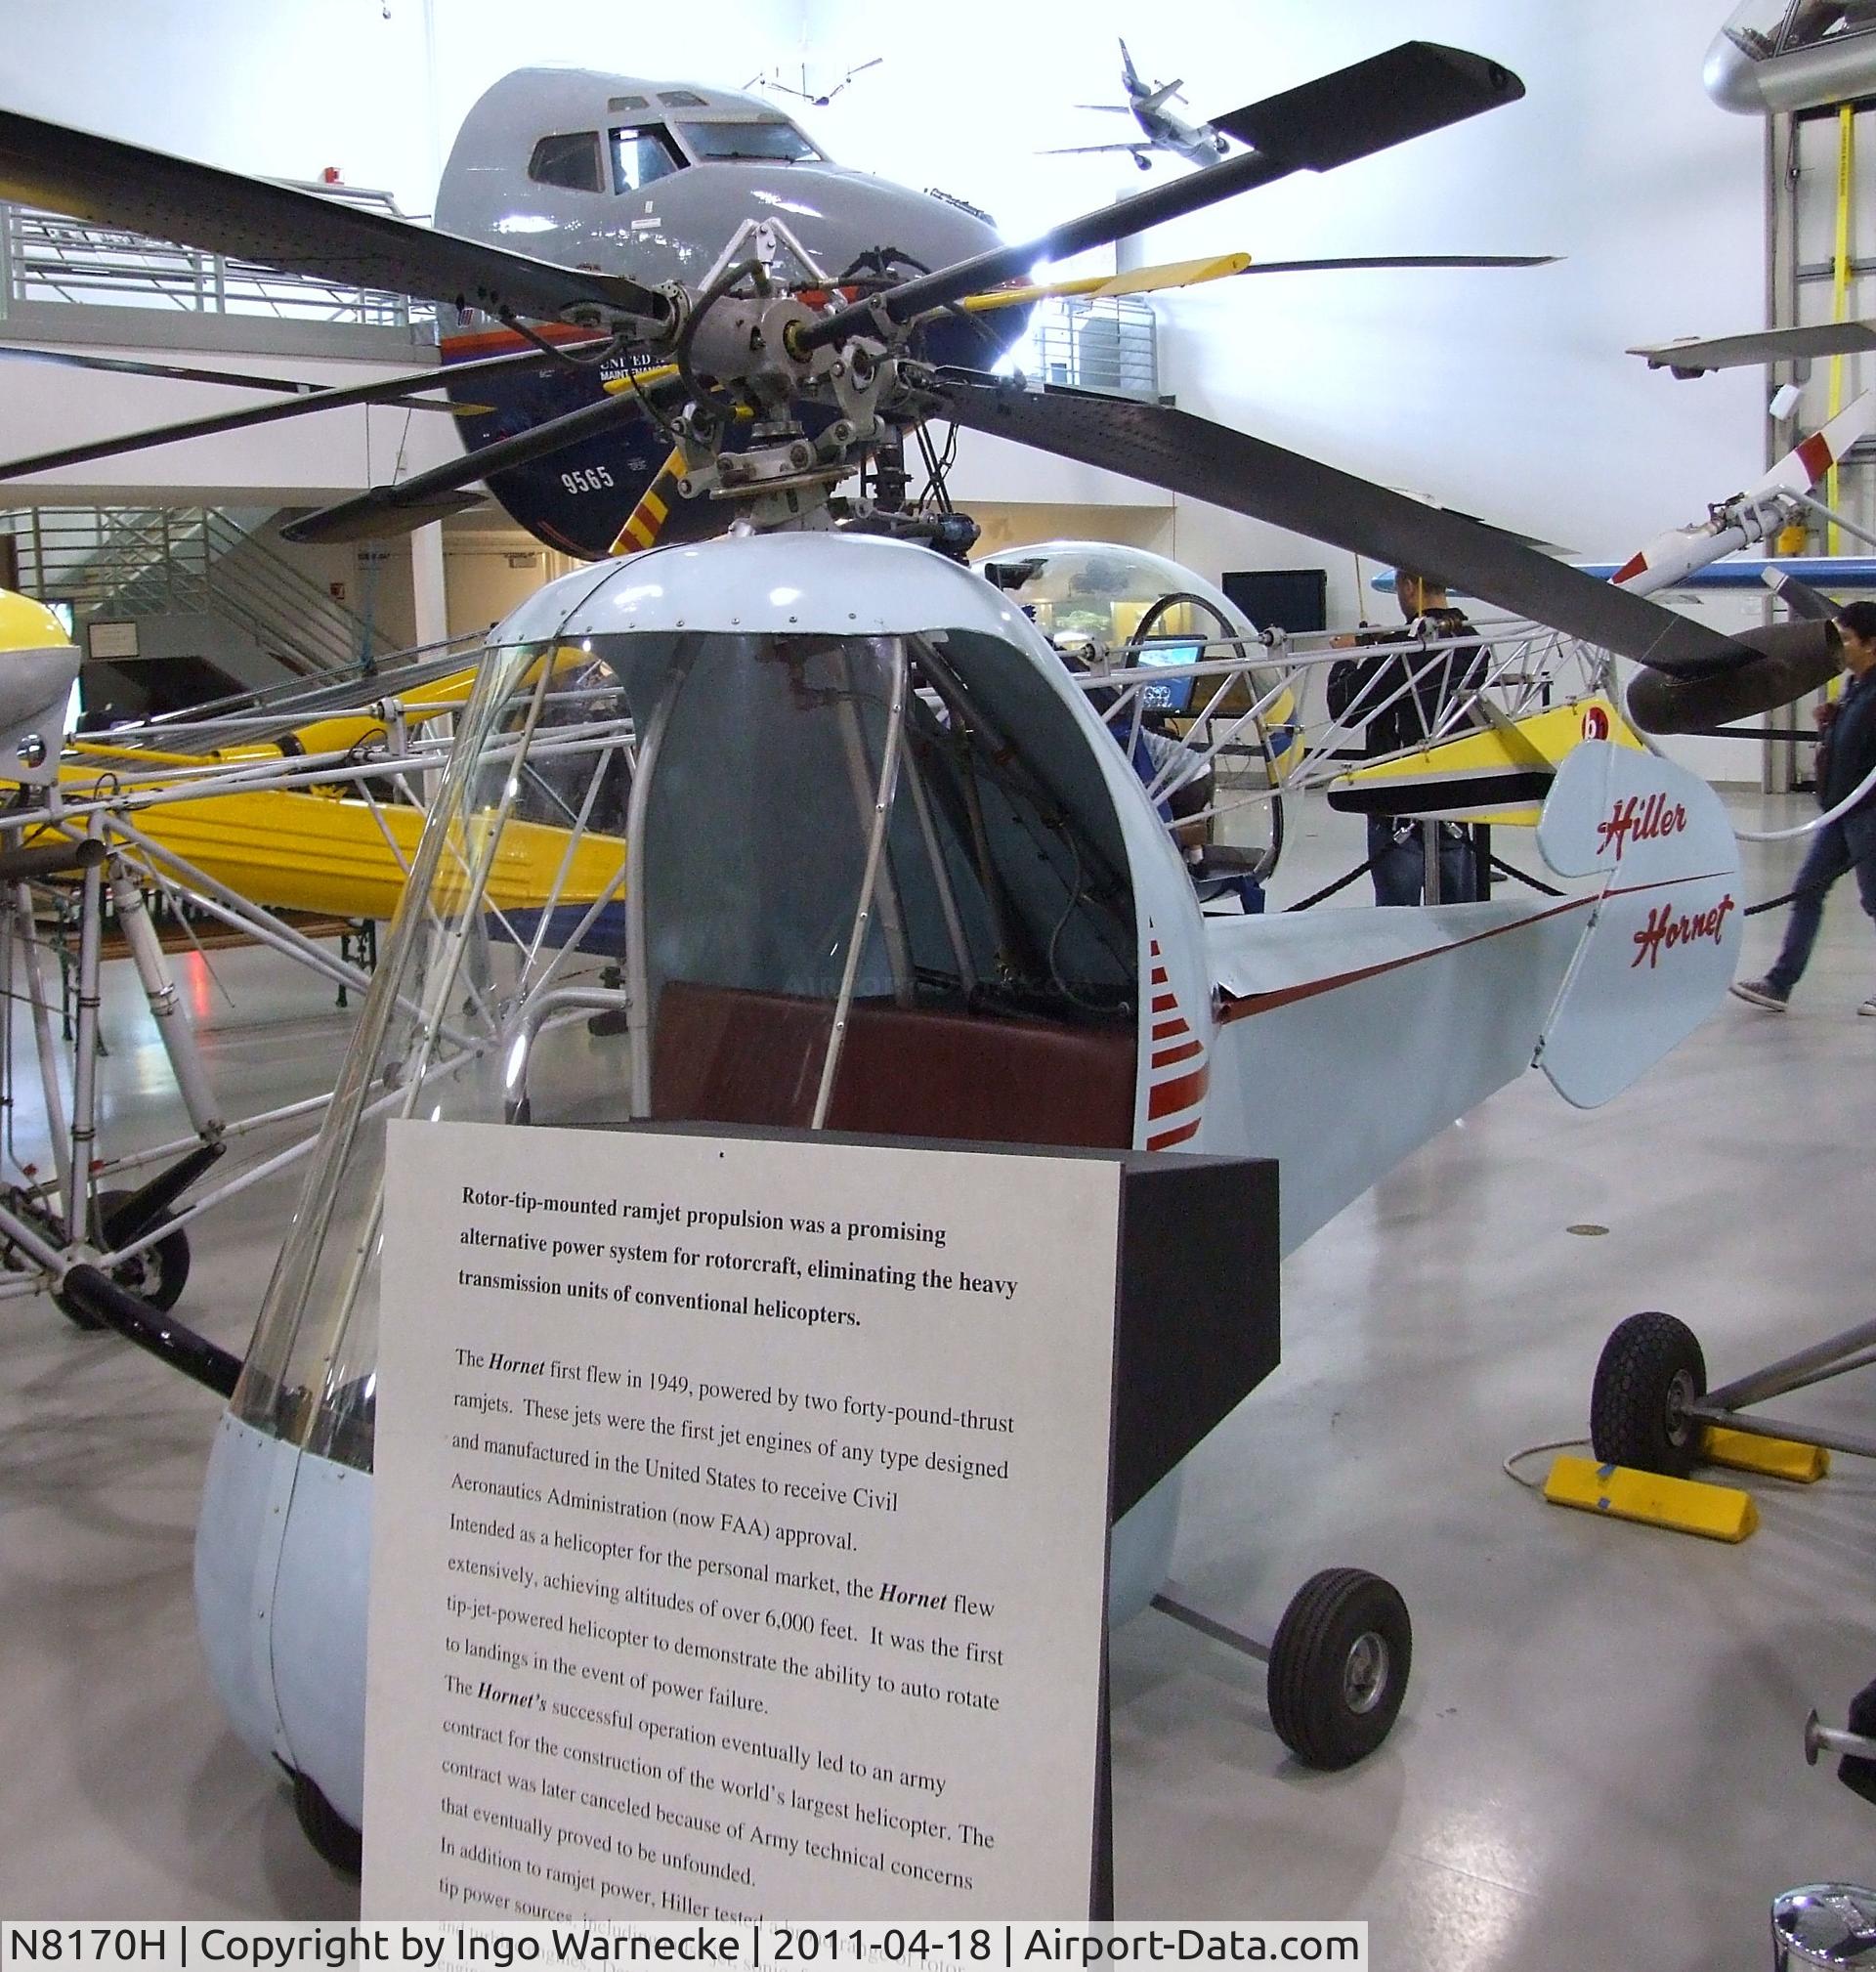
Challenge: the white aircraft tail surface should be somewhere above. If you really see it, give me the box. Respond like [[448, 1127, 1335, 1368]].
[[1204, 745, 1736, 1251], [1530, 740, 1740, 1108]]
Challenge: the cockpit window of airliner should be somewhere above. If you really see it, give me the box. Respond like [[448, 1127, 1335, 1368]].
[[1723, 0, 1876, 55], [611, 125, 683, 193], [528, 130, 603, 193], [676, 120, 822, 164]]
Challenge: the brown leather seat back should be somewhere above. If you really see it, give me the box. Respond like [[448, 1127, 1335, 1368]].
[[651, 980, 830, 1129], [651, 979, 1135, 1148]]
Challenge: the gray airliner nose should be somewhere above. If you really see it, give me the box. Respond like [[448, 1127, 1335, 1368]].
[[1703, 31, 1771, 113]]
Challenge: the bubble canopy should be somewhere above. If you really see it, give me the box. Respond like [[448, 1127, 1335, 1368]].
[[976, 540, 1258, 648], [232, 533, 1151, 1473]]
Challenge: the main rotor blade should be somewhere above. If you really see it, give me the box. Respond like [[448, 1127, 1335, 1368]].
[[797, 42, 1523, 351], [921, 370, 1742, 676], [958, 250, 1556, 314], [1233, 252, 1556, 275], [0, 340, 595, 483], [282, 364, 683, 544], [1762, 566, 1840, 621], [1630, 322, 1876, 375], [0, 109, 674, 330], [0, 341, 467, 410]]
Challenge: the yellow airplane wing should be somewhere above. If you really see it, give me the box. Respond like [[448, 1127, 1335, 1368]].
[[1325, 695, 1643, 827], [31, 650, 618, 921]]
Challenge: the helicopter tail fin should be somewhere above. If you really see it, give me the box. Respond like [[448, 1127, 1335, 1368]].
[[1531, 740, 1741, 1108]]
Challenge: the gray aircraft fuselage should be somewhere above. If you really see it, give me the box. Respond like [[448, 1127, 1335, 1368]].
[[432, 66, 1016, 556]]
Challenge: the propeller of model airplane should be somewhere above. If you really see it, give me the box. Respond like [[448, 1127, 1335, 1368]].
[[1762, 565, 1842, 621], [277, 362, 689, 543], [915, 367, 1747, 678]]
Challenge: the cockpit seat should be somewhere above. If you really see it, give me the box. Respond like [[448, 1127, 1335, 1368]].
[[652, 978, 1135, 1148]]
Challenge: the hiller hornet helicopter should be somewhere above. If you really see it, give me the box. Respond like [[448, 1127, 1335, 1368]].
[[0, 41, 1849, 1885]]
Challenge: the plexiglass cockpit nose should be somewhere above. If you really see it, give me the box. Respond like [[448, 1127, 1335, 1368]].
[[196, 534, 1182, 1834]]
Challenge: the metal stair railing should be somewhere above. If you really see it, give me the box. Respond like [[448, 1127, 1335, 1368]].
[[2, 505, 382, 676], [197, 512, 375, 675]]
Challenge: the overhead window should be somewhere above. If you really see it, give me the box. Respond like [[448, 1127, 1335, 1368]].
[[658, 89, 709, 107], [528, 130, 603, 193], [611, 123, 684, 193], [607, 93, 649, 111], [675, 119, 822, 163]]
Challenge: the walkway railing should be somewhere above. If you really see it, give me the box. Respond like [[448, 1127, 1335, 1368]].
[[1005, 295, 1161, 403], [0, 186, 436, 344], [3, 505, 380, 677]]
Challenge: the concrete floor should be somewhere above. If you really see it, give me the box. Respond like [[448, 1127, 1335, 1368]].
[[3, 793, 1874, 1960]]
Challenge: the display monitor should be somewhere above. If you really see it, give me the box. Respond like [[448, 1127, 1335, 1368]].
[[1132, 639, 1203, 716], [1223, 568, 1327, 634]]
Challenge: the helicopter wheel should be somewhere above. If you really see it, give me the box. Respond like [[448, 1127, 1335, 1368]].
[[1266, 1568, 1412, 1770], [289, 1769, 362, 1876], [1590, 1310, 1706, 1479], [96, 1188, 192, 1313]]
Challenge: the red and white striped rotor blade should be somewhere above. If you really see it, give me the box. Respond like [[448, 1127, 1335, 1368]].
[[1611, 388, 1876, 593]]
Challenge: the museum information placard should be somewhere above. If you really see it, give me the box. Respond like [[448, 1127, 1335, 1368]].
[[366, 1122, 1121, 1919]]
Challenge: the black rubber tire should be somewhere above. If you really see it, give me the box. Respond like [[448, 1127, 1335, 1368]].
[[1266, 1567, 1412, 1771], [96, 1188, 191, 1313], [1590, 1310, 1707, 1478], [290, 1770, 362, 1876]]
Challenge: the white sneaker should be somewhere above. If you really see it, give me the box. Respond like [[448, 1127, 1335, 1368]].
[[1859, 998, 1876, 1017], [1729, 977, 1790, 1010]]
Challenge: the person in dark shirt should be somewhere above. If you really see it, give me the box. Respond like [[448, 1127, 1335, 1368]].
[[1732, 600, 1876, 1011], [1326, 569, 1489, 905]]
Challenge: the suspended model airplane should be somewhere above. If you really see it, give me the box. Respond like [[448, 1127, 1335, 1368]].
[[0, 39, 1845, 1880], [1043, 38, 1232, 172]]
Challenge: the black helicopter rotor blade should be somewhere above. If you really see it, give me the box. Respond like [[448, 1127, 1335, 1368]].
[[0, 340, 597, 484], [1237, 252, 1557, 275], [1761, 565, 1841, 622], [281, 376, 683, 544], [918, 369, 1745, 678], [797, 42, 1523, 353], [0, 108, 674, 330], [0, 341, 466, 410]]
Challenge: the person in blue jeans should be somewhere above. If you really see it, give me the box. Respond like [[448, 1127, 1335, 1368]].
[[1327, 570, 1489, 905], [1732, 601, 1876, 1013]]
